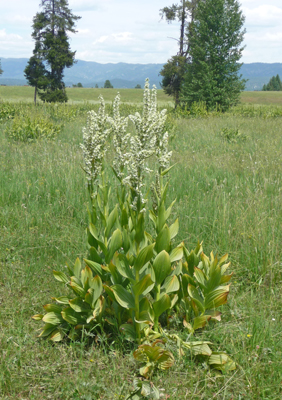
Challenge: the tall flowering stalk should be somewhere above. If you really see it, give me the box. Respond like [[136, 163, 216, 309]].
[[80, 95, 110, 199]]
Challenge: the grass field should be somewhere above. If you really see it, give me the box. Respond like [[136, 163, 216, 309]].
[[1, 85, 282, 106], [0, 89, 282, 399]]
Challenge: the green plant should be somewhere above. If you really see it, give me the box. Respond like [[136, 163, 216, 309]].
[[33, 80, 234, 373], [5, 113, 62, 142], [220, 127, 246, 143]]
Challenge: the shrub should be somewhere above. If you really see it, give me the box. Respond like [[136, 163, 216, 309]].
[[5, 113, 62, 142]]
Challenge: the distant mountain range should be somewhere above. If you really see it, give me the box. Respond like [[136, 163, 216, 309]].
[[1, 57, 282, 91]]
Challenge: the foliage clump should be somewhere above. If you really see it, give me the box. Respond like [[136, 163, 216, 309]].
[[33, 80, 235, 394], [5, 113, 61, 142]]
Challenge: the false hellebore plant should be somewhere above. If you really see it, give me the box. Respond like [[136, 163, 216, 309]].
[[33, 79, 235, 374]]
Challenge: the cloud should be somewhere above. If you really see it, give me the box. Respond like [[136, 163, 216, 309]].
[[0, 29, 22, 41], [242, 5, 282, 27]]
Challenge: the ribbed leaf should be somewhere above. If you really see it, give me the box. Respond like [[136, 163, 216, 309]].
[[111, 284, 135, 309], [134, 243, 155, 272], [161, 275, 179, 294], [105, 206, 118, 238], [153, 250, 171, 285], [119, 323, 136, 340], [133, 274, 154, 297], [53, 270, 69, 284], [83, 259, 103, 277], [169, 243, 183, 263], [156, 225, 171, 253], [169, 218, 179, 239], [42, 312, 63, 325], [188, 284, 205, 312], [153, 293, 171, 318], [204, 285, 230, 309]]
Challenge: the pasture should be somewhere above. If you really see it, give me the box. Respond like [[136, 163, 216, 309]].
[[0, 88, 282, 399]]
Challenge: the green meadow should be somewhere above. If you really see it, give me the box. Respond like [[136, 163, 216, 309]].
[[0, 88, 282, 399]]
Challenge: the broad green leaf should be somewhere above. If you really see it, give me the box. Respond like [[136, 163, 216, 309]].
[[133, 274, 154, 297], [204, 285, 230, 309], [109, 261, 123, 285], [83, 259, 103, 277], [53, 270, 69, 284], [139, 297, 154, 322], [164, 199, 176, 221], [192, 315, 211, 330], [153, 250, 171, 285], [111, 284, 135, 309], [220, 272, 233, 284], [135, 212, 145, 244], [169, 218, 179, 239], [206, 265, 222, 292], [49, 329, 64, 342], [51, 296, 70, 304], [32, 314, 43, 320], [149, 210, 157, 226], [38, 323, 57, 338], [106, 229, 123, 263], [194, 267, 207, 289], [156, 202, 166, 233], [157, 351, 175, 370], [208, 352, 236, 371], [153, 293, 171, 318], [61, 307, 80, 325], [156, 224, 171, 253], [43, 304, 62, 313], [105, 206, 118, 239], [135, 310, 154, 324], [119, 323, 136, 341], [218, 254, 229, 267], [116, 254, 135, 281], [70, 276, 86, 297], [134, 243, 155, 272], [89, 223, 107, 253], [189, 342, 212, 356], [89, 275, 103, 301], [88, 247, 103, 264], [81, 266, 93, 288], [73, 258, 82, 279], [188, 284, 205, 312], [161, 275, 179, 294], [69, 298, 90, 313], [169, 243, 183, 263], [170, 293, 178, 308], [42, 312, 63, 325]]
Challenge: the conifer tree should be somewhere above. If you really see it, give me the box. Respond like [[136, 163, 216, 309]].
[[0, 59, 3, 76], [181, 0, 246, 111], [262, 75, 282, 91], [25, 0, 80, 103]]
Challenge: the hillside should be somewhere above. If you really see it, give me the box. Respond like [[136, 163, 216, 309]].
[[1, 58, 282, 90]]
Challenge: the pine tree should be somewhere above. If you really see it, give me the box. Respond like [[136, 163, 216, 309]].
[[181, 0, 246, 111], [0, 59, 3, 76], [262, 74, 282, 91], [25, 0, 80, 103], [160, 1, 199, 106]]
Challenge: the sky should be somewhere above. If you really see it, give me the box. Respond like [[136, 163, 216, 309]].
[[0, 0, 282, 65]]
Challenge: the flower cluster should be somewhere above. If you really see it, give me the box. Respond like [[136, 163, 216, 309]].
[[108, 93, 130, 181], [81, 80, 172, 210], [80, 96, 110, 189]]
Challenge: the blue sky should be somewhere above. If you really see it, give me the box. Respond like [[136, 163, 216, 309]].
[[1, 0, 282, 64]]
